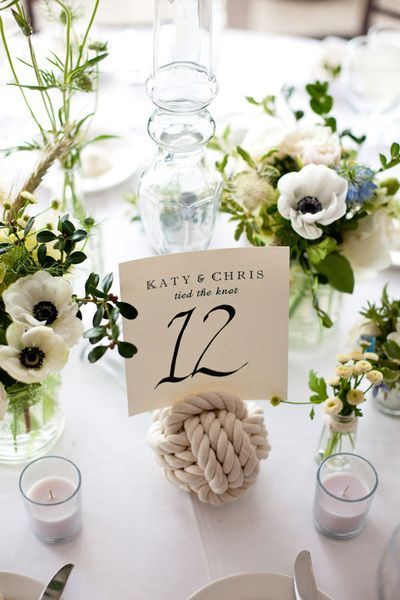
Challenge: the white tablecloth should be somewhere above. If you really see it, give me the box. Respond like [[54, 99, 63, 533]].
[[1, 29, 400, 600]]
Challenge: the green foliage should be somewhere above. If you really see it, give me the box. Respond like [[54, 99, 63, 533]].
[[306, 80, 337, 132], [245, 94, 276, 116], [379, 142, 400, 172], [81, 272, 138, 363], [316, 252, 354, 294]]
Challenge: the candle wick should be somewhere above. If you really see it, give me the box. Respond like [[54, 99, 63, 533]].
[[49, 489, 55, 501], [342, 485, 350, 497]]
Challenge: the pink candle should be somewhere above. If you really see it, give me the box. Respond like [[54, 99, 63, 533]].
[[19, 456, 82, 543], [314, 454, 378, 539], [28, 477, 81, 542]]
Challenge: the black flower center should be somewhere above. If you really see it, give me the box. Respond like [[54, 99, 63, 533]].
[[33, 301, 58, 325], [297, 196, 322, 215], [19, 346, 45, 370]]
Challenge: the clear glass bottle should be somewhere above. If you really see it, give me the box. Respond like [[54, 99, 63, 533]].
[[139, 110, 222, 254], [147, 0, 217, 113], [140, 0, 222, 254], [378, 524, 400, 600], [374, 383, 400, 417], [315, 414, 358, 464], [289, 266, 342, 349]]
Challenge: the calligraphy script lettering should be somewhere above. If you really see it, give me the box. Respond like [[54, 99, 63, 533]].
[[155, 304, 248, 388]]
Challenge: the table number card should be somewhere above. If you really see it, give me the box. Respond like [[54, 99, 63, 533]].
[[119, 247, 289, 415]]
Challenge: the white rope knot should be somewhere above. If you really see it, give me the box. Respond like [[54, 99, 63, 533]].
[[148, 391, 270, 505]]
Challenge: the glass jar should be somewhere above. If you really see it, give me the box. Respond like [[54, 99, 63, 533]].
[[139, 110, 222, 254], [315, 414, 358, 464], [374, 383, 400, 417], [0, 375, 64, 464], [289, 267, 342, 349]]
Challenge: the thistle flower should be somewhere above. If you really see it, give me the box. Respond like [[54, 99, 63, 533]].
[[231, 170, 276, 212]]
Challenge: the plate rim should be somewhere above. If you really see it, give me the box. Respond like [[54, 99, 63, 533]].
[[186, 570, 333, 600], [0, 570, 44, 593]]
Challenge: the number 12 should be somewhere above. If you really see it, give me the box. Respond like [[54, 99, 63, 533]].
[[156, 304, 248, 388]]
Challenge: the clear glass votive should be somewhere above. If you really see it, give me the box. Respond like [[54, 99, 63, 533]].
[[313, 453, 378, 540], [19, 455, 82, 544]]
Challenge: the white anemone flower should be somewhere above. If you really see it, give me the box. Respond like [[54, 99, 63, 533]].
[[0, 382, 8, 421], [277, 164, 348, 240], [388, 319, 400, 347], [0, 324, 68, 384], [3, 271, 83, 347]]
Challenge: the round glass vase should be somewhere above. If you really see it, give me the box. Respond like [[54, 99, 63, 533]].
[[289, 268, 342, 349], [0, 375, 64, 464], [315, 414, 358, 464], [374, 382, 400, 417]]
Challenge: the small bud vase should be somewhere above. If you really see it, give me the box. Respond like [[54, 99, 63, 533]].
[[289, 268, 342, 349], [374, 383, 400, 417], [315, 414, 358, 464], [0, 375, 64, 464]]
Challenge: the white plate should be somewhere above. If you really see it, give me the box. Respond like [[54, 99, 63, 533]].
[[0, 571, 44, 600], [187, 572, 333, 600], [80, 136, 139, 194]]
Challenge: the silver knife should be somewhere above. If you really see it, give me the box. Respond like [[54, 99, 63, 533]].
[[39, 564, 75, 600], [294, 551, 319, 600]]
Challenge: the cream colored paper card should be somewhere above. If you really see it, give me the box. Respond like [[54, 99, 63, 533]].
[[119, 247, 289, 416]]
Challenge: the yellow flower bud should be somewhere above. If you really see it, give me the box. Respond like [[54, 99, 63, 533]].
[[336, 353, 351, 364], [324, 397, 343, 415], [335, 365, 353, 379], [270, 396, 282, 407], [354, 360, 372, 374], [367, 370, 383, 385], [347, 389, 365, 406], [364, 352, 379, 361]]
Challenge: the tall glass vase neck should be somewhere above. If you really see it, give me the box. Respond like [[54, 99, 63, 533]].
[[148, 109, 215, 151], [148, 0, 217, 112]]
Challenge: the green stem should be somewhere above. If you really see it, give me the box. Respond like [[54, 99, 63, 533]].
[[27, 36, 57, 132], [0, 15, 47, 142], [76, 0, 100, 67], [289, 273, 310, 319]]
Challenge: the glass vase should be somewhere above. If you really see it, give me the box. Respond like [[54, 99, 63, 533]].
[[315, 414, 358, 464], [0, 375, 64, 464], [139, 111, 222, 254], [374, 382, 400, 417], [289, 268, 342, 349]]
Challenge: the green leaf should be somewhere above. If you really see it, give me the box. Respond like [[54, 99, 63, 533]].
[[68, 251, 86, 264], [234, 221, 245, 241], [37, 244, 47, 265], [117, 341, 137, 358], [102, 272, 113, 294], [70, 229, 87, 242], [308, 369, 328, 403], [83, 326, 107, 339], [37, 230, 57, 243], [307, 238, 337, 265], [316, 252, 354, 294], [384, 340, 400, 360], [93, 305, 105, 327], [391, 142, 400, 156], [116, 301, 138, 320], [236, 146, 257, 169], [88, 345, 108, 363], [24, 216, 35, 236], [85, 273, 100, 296]]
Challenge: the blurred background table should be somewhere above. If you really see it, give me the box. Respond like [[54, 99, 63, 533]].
[[1, 18, 400, 600]]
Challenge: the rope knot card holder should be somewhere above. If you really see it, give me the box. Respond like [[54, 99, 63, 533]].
[[148, 390, 270, 505]]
